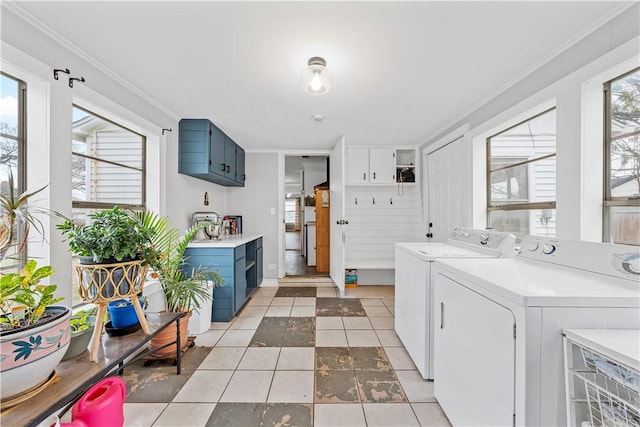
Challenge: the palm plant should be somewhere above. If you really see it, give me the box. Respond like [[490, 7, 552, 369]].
[[1, 172, 49, 263], [1, 171, 65, 331], [135, 211, 222, 313]]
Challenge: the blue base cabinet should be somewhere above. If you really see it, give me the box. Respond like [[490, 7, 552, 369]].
[[184, 237, 262, 322]]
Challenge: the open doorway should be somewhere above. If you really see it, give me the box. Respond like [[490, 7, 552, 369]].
[[284, 155, 329, 277]]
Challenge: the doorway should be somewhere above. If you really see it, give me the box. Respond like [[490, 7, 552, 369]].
[[284, 155, 329, 278]]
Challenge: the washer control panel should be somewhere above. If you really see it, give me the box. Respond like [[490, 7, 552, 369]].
[[449, 228, 516, 254], [518, 235, 640, 281]]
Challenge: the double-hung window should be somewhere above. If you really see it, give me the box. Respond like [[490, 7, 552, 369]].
[[604, 68, 640, 245], [70, 105, 146, 303], [0, 73, 27, 270], [486, 108, 557, 242]]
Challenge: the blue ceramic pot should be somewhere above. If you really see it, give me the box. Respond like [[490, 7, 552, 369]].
[[107, 299, 138, 328]]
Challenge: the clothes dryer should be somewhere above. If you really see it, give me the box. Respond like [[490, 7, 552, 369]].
[[394, 228, 516, 380], [432, 236, 640, 427]]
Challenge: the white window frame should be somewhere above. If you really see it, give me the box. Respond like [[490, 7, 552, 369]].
[[603, 67, 640, 245]]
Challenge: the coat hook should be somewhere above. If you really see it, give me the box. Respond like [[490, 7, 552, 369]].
[[162, 128, 172, 135], [53, 68, 70, 80], [69, 76, 85, 88]]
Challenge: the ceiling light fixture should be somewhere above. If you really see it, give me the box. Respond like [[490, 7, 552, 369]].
[[301, 57, 332, 96]]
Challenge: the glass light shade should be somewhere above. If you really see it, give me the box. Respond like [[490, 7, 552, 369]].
[[301, 57, 332, 95]]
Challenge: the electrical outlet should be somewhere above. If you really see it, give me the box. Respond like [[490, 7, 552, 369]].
[[268, 264, 276, 269]]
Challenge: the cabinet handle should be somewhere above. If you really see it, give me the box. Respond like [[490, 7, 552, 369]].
[[226, 165, 230, 173], [243, 174, 246, 181], [373, 172, 376, 179], [363, 173, 366, 180], [440, 302, 444, 329], [221, 163, 226, 172]]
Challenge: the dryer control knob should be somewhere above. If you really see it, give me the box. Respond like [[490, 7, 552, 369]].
[[542, 244, 556, 255], [527, 242, 539, 251]]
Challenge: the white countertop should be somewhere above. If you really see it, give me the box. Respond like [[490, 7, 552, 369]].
[[187, 233, 263, 248], [433, 257, 640, 307]]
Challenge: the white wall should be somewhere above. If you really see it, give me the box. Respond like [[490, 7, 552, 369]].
[[421, 5, 639, 241], [1, 7, 175, 304], [227, 153, 280, 280], [303, 158, 327, 198]]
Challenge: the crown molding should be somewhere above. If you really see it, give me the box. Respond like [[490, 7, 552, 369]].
[[3, 2, 180, 122]]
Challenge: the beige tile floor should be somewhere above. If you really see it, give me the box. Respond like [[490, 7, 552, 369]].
[[114, 284, 451, 426]]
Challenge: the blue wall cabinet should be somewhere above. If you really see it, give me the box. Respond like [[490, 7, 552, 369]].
[[236, 146, 246, 184], [179, 118, 245, 187], [184, 237, 262, 322]]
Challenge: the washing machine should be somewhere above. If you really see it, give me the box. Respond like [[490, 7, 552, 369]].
[[394, 228, 516, 380], [432, 236, 640, 426]]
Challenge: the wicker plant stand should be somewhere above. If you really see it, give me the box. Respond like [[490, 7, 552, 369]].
[[75, 260, 150, 362]]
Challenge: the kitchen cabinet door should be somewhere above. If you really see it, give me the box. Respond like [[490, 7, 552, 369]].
[[234, 249, 247, 312], [224, 136, 236, 180], [256, 245, 263, 286], [235, 145, 245, 185], [210, 124, 226, 176], [179, 119, 210, 175], [346, 148, 369, 184], [369, 148, 396, 184]]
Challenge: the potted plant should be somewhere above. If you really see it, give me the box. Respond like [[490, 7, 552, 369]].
[[57, 206, 151, 300], [58, 206, 153, 361], [0, 173, 70, 402], [136, 211, 223, 355], [62, 306, 97, 360]]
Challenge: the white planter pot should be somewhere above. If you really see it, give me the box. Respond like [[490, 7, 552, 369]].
[[0, 306, 71, 401]]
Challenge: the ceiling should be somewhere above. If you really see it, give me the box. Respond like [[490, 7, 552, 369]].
[[9, 1, 631, 151]]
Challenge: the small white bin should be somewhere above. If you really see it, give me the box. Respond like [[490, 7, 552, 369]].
[[188, 281, 213, 335]]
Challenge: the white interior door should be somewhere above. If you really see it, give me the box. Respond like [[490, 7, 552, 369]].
[[427, 137, 470, 241], [330, 136, 345, 297]]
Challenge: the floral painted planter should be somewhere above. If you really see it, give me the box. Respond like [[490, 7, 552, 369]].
[[0, 306, 71, 401]]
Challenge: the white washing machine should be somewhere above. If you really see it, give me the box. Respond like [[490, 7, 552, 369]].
[[394, 228, 516, 380], [432, 236, 640, 427]]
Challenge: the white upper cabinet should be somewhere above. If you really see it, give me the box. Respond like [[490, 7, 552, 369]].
[[346, 147, 397, 185], [369, 148, 396, 184], [346, 148, 370, 184]]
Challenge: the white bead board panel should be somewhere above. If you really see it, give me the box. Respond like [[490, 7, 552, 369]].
[[345, 184, 423, 269]]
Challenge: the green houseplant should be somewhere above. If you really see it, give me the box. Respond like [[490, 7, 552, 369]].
[[57, 206, 152, 301], [57, 206, 151, 264], [0, 172, 70, 402], [62, 306, 97, 360], [135, 211, 222, 354]]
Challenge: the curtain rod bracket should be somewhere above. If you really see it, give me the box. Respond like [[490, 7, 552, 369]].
[[69, 76, 85, 88], [162, 128, 172, 135], [53, 68, 70, 80]]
